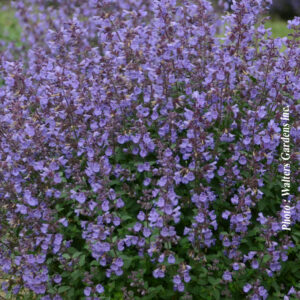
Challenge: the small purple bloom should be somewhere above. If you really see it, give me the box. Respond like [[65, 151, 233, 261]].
[[116, 198, 124, 208], [222, 271, 232, 281], [173, 275, 181, 285], [84, 287, 92, 296], [231, 195, 239, 205], [75, 192, 86, 204], [168, 255, 175, 264], [222, 210, 231, 219], [25, 125, 35, 137], [217, 167, 225, 176], [96, 284, 104, 294], [239, 156, 247, 165], [243, 283, 252, 293], [157, 176, 168, 187], [53, 275, 62, 284], [251, 260, 259, 269]]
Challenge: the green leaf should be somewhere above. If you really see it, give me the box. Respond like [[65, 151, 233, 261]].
[[212, 288, 220, 300], [71, 270, 82, 281], [262, 254, 271, 263], [79, 255, 86, 266], [72, 251, 82, 259], [208, 277, 221, 285], [58, 286, 70, 293]]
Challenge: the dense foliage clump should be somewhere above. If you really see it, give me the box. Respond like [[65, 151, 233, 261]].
[[0, 0, 299, 299]]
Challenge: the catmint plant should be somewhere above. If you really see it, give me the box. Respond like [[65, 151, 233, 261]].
[[0, 0, 299, 299]]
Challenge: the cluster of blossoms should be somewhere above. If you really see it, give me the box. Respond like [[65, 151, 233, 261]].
[[0, 0, 300, 299]]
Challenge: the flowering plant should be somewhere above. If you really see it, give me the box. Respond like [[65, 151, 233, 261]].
[[0, 0, 300, 299]]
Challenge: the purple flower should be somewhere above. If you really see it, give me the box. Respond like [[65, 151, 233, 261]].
[[183, 273, 191, 283], [217, 167, 225, 176], [251, 260, 259, 269], [222, 210, 231, 219], [137, 211, 145, 221], [1, 0, 298, 297], [101, 201, 110, 212], [143, 178, 151, 186], [158, 254, 165, 263], [157, 176, 168, 187], [132, 134, 141, 144], [134, 222, 142, 232], [25, 125, 35, 137], [168, 255, 175, 264], [177, 283, 184, 292], [262, 135, 270, 144], [243, 283, 252, 293], [153, 268, 165, 278], [75, 192, 86, 204], [222, 271, 232, 281], [53, 275, 62, 284], [257, 212, 267, 224], [115, 258, 123, 267], [84, 287, 92, 296], [116, 198, 124, 208], [173, 275, 181, 285], [53, 173, 62, 184], [58, 218, 68, 227], [143, 227, 151, 238], [184, 109, 194, 121], [149, 209, 159, 223], [258, 286, 268, 298], [231, 195, 239, 205], [236, 214, 244, 222], [195, 213, 205, 223], [258, 107, 266, 118], [16, 204, 27, 214], [96, 284, 104, 294], [117, 135, 127, 144], [24, 190, 38, 206], [288, 287, 296, 295], [239, 156, 247, 165]]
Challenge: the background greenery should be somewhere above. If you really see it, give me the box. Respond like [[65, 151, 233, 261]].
[[0, 8, 293, 44], [0, 8, 21, 44]]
